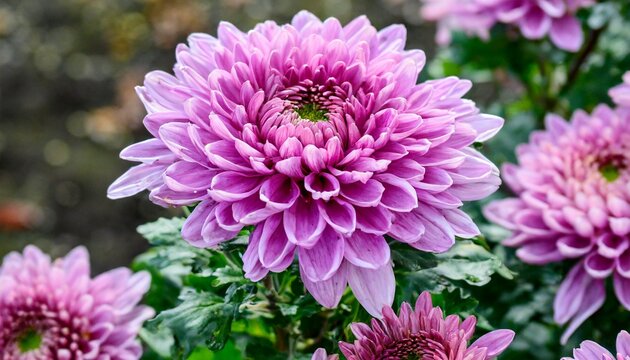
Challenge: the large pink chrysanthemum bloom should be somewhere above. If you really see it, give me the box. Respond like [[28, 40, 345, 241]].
[[107, 11, 503, 316], [610, 72, 630, 108], [0, 245, 153, 359], [484, 100, 630, 343], [421, 0, 595, 52], [337, 291, 515, 359], [562, 330, 630, 360]]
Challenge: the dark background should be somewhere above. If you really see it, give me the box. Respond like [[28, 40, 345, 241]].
[[0, 0, 439, 273]]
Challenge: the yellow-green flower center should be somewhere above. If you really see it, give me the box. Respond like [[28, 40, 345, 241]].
[[295, 103, 328, 122], [18, 328, 42, 353]]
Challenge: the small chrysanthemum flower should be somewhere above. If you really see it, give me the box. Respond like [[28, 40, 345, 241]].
[[108, 11, 502, 316], [610, 72, 630, 107], [338, 291, 515, 360], [421, 0, 595, 52], [312, 348, 339, 360], [484, 102, 630, 343], [562, 330, 630, 360], [0, 245, 153, 359]]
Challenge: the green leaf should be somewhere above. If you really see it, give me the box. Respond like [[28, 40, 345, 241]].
[[139, 327, 174, 358], [148, 285, 255, 358], [432, 240, 513, 286], [137, 217, 186, 246]]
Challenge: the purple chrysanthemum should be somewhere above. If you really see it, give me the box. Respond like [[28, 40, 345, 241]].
[[108, 11, 503, 316], [610, 72, 630, 108], [0, 245, 153, 359], [562, 330, 630, 360], [337, 291, 515, 360], [421, 0, 595, 52], [484, 93, 630, 342]]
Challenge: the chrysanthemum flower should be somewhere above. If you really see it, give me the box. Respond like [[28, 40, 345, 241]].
[[484, 102, 630, 343], [108, 11, 503, 316], [338, 291, 515, 359], [610, 72, 630, 107], [0, 245, 153, 359], [421, 0, 595, 52], [562, 330, 630, 360]]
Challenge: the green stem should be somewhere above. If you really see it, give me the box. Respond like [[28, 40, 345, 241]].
[[559, 26, 607, 97]]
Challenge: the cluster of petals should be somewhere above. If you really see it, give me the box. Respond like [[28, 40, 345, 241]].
[[107, 10, 503, 316], [484, 81, 630, 343], [328, 291, 514, 360], [562, 330, 630, 360], [0, 245, 153, 359], [421, 0, 595, 52]]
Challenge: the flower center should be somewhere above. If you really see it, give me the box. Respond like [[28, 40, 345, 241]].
[[378, 333, 448, 360], [17, 328, 42, 353], [598, 154, 626, 182], [600, 163, 621, 182], [294, 103, 328, 122]]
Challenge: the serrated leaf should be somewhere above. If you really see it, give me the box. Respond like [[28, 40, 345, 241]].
[[148, 285, 254, 358], [137, 217, 186, 246], [432, 241, 512, 285]]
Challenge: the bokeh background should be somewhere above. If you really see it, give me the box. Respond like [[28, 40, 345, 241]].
[[0, 0, 444, 273]]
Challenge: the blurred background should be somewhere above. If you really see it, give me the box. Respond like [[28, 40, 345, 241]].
[[0, 0, 440, 272]]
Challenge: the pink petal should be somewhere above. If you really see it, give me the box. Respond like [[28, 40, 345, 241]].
[[550, 15, 583, 52], [259, 174, 300, 210], [344, 231, 390, 269], [284, 197, 327, 247], [469, 329, 515, 358], [258, 214, 296, 271], [300, 261, 347, 309], [305, 173, 341, 201], [560, 279, 605, 344], [347, 263, 395, 318], [356, 205, 393, 235], [376, 174, 418, 212], [554, 263, 591, 324], [340, 179, 384, 207], [298, 226, 345, 282], [319, 200, 356, 234]]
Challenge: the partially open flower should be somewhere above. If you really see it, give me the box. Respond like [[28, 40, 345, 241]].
[[338, 291, 515, 360], [108, 11, 502, 316], [0, 246, 153, 359], [421, 0, 595, 52], [485, 83, 630, 343], [562, 330, 630, 360]]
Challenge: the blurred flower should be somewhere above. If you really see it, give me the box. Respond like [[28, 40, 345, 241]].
[[145, 0, 211, 49], [108, 11, 502, 316], [338, 291, 515, 359], [421, 0, 595, 52], [0, 245, 153, 358], [562, 330, 630, 360], [312, 348, 339, 360], [0, 201, 44, 231], [484, 89, 630, 342], [84, 69, 146, 143], [421, 0, 500, 45], [610, 72, 630, 107]]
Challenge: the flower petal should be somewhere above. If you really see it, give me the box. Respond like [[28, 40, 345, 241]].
[[284, 197, 327, 247], [300, 261, 347, 308], [298, 226, 345, 282], [469, 329, 515, 358], [344, 231, 390, 269], [347, 263, 395, 317]]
